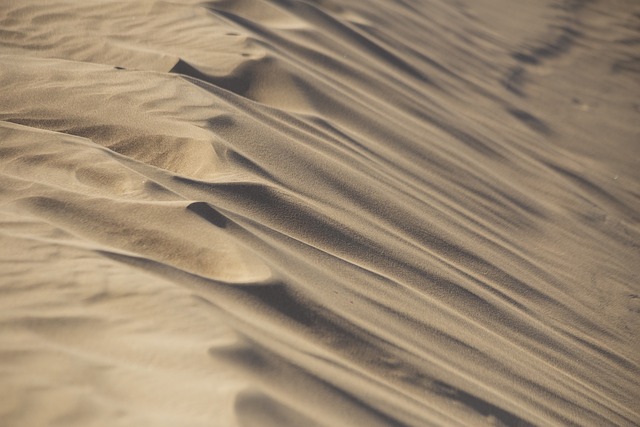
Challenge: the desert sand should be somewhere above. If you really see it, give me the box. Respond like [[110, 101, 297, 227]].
[[1, 0, 639, 426]]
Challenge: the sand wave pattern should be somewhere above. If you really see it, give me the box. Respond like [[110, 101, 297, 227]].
[[1, 0, 639, 426]]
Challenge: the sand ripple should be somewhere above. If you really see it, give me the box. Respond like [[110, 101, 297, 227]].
[[1, 0, 639, 426]]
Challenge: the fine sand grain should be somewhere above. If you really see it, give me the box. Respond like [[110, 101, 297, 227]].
[[1, 0, 639, 426]]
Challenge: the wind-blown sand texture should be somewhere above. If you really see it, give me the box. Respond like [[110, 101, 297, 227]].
[[1, 0, 639, 426]]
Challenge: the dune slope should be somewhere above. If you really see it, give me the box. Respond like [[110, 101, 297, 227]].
[[1, 0, 639, 426]]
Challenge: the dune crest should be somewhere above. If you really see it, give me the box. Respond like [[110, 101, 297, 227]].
[[1, 0, 639, 426]]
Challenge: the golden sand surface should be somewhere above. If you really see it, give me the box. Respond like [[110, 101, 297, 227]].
[[1, 0, 639, 425]]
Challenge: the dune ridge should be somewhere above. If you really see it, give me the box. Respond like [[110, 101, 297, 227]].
[[1, 0, 639, 426]]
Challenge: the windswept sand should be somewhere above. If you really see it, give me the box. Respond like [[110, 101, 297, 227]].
[[1, 0, 639, 426]]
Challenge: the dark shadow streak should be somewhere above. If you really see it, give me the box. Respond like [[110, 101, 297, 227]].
[[433, 380, 535, 426], [187, 201, 228, 228], [507, 108, 552, 136]]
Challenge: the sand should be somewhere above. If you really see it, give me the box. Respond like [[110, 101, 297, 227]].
[[1, 0, 639, 425]]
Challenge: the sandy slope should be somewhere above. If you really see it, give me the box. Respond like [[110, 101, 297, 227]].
[[1, 0, 639, 425]]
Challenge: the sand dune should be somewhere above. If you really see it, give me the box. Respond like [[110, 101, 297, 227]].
[[1, 0, 639, 426]]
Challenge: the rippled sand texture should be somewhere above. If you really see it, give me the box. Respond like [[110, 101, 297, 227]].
[[1, 0, 639, 426]]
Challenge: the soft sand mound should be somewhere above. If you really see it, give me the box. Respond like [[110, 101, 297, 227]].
[[1, 0, 639, 426]]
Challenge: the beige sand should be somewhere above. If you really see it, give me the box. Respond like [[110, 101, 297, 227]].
[[1, 0, 639, 425]]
